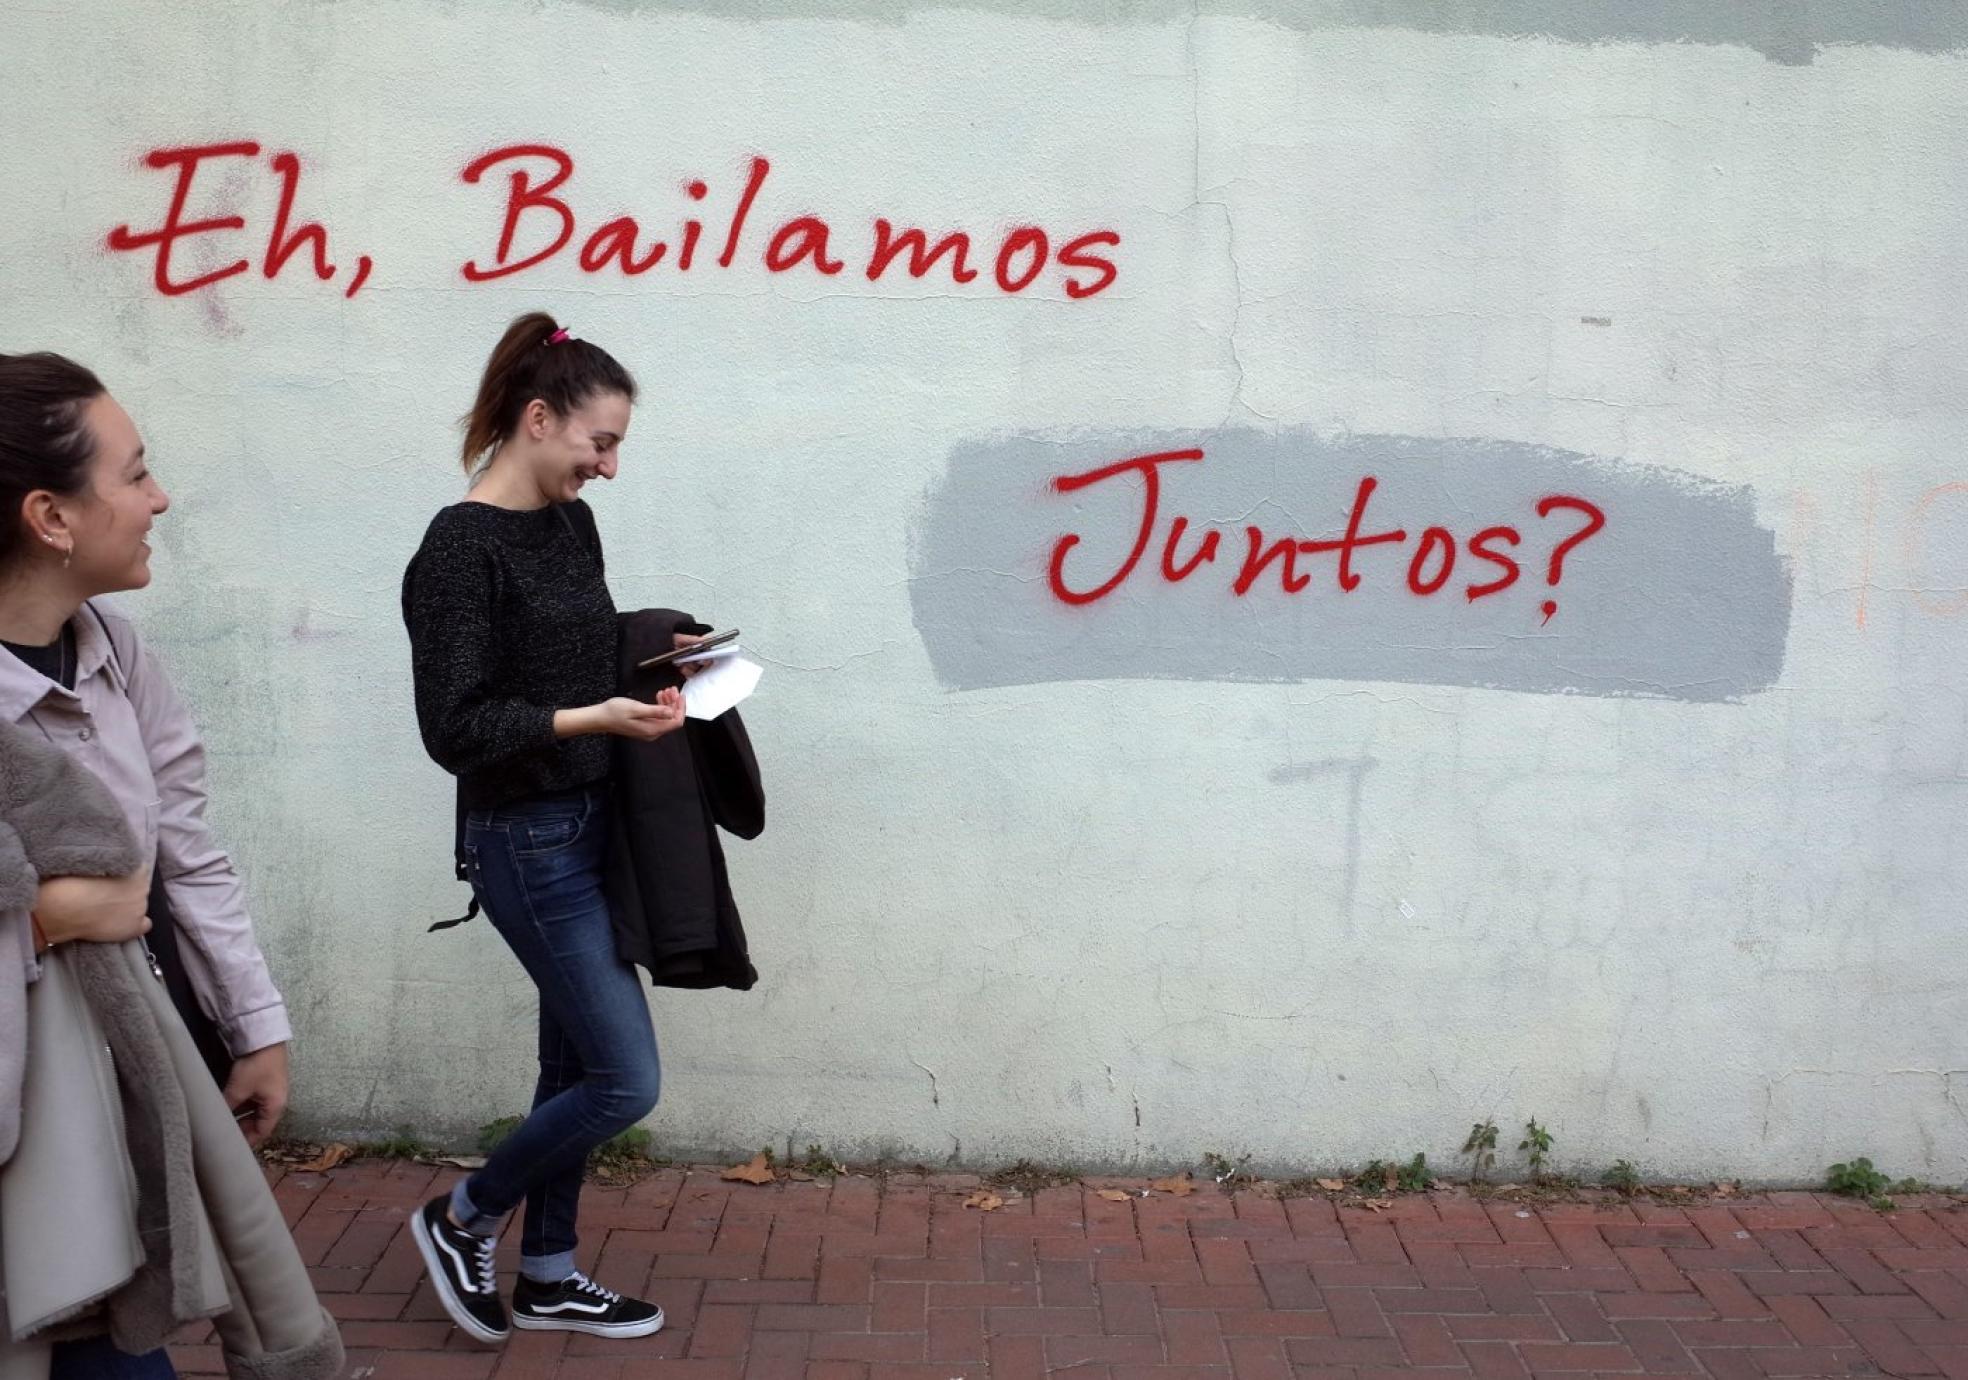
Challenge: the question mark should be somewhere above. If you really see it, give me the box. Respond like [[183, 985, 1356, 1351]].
[[1534, 495, 1606, 623]]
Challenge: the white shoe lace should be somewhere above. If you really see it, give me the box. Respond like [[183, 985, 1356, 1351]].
[[470, 1234, 498, 1295], [569, 1272, 622, 1306]]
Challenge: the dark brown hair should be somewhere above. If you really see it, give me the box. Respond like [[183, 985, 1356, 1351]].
[[460, 312, 638, 471], [0, 352, 106, 570]]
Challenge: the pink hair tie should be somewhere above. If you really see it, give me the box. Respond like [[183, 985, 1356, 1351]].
[[547, 327, 572, 344]]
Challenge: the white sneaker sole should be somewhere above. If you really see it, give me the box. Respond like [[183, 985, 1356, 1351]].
[[410, 1209, 510, 1345], [513, 1308, 666, 1338]]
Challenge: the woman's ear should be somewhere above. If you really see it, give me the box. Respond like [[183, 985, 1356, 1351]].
[[524, 398, 552, 441], [17, 490, 71, 553]]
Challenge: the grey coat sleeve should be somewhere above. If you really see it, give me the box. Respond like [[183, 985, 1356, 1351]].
[[0, 822, 31, 1165], [0, 717, 144, 880], [0, 720, 143, 1167]]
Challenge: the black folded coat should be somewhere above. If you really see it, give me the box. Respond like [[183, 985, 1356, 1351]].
[[606, 609, 764, 990]]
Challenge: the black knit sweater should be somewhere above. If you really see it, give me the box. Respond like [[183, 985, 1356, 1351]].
[[402, 499, 617, 809]]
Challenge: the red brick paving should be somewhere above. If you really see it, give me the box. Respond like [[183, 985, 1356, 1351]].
[[170, 1165, 1968, 1379]]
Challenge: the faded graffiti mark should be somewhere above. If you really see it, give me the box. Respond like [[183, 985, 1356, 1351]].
[[1270, 756, 1377, 935], [1858, 471, 1878, 631], [909, 429, 1793, 702], [1902, 483, 1968, 619]]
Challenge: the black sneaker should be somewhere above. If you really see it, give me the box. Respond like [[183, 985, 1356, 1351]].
[[512, 1271, 665, 1337], [410, 1195, 509, 1344]]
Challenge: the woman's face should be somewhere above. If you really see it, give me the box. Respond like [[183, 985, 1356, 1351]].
[[531, 390, 631, 504], [61, 393, 171, 594]]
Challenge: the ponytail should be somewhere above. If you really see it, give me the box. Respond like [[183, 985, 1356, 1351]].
[[460, 312, 638, 471]]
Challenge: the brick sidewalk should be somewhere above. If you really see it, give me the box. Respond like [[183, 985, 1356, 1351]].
[[170, 1162, 1968, 1379]]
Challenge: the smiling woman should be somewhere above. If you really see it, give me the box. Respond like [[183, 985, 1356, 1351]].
[[0, 354, 294, 1099], [399, 312, 698, 1347], [0, 357, 165, 593], [0, 352, 328, 1378]]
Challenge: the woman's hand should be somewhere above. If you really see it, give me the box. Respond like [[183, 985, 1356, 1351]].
[[671, 632, 712, 679], [557, 689, 687, 742], [602, 688, 687, 739], [33, 870, 153, 950], [222, 1042, 290, 1148]]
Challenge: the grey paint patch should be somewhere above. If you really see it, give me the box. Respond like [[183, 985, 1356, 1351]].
[[908, 429, 1791, 702], [555, 0, 1968, 66]]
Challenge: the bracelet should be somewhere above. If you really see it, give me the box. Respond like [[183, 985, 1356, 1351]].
[[28, 912, 53, 955]]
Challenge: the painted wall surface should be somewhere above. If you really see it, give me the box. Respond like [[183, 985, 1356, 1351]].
[[4, 1, 1966, 1182]]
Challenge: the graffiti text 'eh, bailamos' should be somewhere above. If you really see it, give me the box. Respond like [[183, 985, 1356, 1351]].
[[104, 142, 1122, 302]]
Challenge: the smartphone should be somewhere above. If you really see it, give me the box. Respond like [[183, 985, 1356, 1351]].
[[637, 628, 739, 670]]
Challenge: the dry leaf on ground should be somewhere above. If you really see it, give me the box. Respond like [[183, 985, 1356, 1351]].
[[963, 1191, 1006, 1211], [1095, 1189, 1135, 1203], [1315, 1179, 1347, 1193], [435, 1155, 487, 1170], [1150, 1173, 1197, 1197], [721, 1153, 776, 1185], [297, 1143, 353, 1173], [1381, 1165, 1399, 1193], [787, 1170, 814, 1182], [1361, 1197, 1394, 1211]]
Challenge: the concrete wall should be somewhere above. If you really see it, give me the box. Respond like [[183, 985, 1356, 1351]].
[[5, 0, 1966, 1182]]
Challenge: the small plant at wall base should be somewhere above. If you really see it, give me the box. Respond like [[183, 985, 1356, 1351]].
[[1202, 1151, 1257, 1190], [358, 1127, 434, 1160], [1355, 1154, 1432, 1195], [1601, 1160, 1641, 1195], [1521, 1118, 1554, 1182], [479, 1117, 664, 1182], [477, 1116, 523, 1154], [985, 1159, 1078, 1195], [1397, 1153, 1433, 1193], [1825, 1157, 1892, 1201], [793, 1144, 845, 1178], [1463, 1119, 1499, 1179], [591, 1127, 664, 1179]]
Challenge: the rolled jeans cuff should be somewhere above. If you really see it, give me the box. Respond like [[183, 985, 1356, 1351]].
[[450, 1179, 504, 1237]]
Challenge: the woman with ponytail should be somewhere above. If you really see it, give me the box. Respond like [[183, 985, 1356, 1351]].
[[401, 314, 694, 1345]]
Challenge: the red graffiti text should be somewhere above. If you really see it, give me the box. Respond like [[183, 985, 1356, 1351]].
[[457, 145, 1120, 297], [106, 140, 1123, 304], [1046, 449, 1608, 621], [106, 143, 373, 298]]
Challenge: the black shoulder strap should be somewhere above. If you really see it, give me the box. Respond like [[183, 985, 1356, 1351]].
[[429, 789, 480, 932], [555, 502, 603, 572], [85, 601, 135, 691], [428, 886, 480, 931]]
